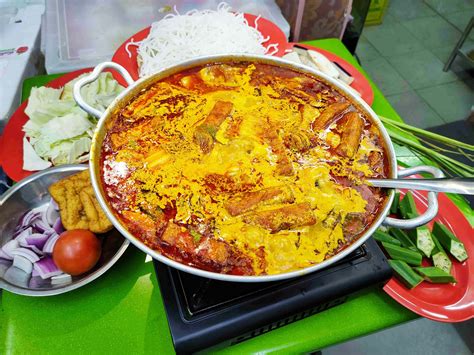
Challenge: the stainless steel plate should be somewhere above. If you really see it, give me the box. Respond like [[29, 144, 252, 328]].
[[0, 164, 129, 296]]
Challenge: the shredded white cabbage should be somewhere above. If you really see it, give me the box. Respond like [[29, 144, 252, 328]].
[[127, 2, 278, 77], [22, 73, 124, 170]]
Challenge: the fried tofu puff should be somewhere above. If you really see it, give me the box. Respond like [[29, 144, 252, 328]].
[[49, 170, 113, 233]]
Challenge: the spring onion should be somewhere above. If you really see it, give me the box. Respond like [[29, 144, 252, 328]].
[[378, 116, 474, 177]]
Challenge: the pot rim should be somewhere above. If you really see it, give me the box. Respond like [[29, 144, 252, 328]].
[[87, 54, 397, 282]]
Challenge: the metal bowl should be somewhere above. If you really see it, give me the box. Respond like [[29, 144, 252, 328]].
[[0, 164, 129, 296], [73, 56, 439, 282]]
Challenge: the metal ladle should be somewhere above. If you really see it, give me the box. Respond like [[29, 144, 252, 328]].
[[367, 177, 474, 195]]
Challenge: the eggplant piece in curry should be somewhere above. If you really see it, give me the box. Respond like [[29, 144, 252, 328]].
[[100, 62, 389, 276]]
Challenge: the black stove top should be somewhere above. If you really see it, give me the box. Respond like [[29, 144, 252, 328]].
[[154, 237, 392, 354]]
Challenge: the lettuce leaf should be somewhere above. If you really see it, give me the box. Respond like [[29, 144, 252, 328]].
[[23, 137, 52, 171], [22, 73, 124, 170]]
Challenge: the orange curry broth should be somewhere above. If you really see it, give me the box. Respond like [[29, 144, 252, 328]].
[[100, 62, 389, 276]]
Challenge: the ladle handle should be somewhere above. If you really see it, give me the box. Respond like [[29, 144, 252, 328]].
[[73, 62, 134, 119], [382, 165, 444, 229], [368, 178, 474, 195]]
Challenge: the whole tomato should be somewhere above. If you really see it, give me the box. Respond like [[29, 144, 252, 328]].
[[53, 230, 101, 275]]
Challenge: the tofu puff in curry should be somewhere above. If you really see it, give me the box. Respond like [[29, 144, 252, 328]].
[[100, 62, 389, 276]]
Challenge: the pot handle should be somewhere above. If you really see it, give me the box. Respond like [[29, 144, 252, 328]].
[[73, 62, 134, 119], [382, 165, 444, 229]]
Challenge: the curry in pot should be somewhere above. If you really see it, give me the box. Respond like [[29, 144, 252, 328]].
[[100, 62, 389, 275]]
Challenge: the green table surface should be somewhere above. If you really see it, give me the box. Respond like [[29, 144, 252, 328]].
[[2, 39, 473, 355]]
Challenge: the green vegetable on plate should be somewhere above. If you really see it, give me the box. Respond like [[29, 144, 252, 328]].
[[432, 222, 468, 262], [399, 191, 418, 219], [389, 228, 418, 252], [388, 259, 424, 289], [373, 230, 401, 246], [390, 191, 400, 214], [382, 242, 422, 266], [406, 213, 435, 258], [415, 267, 457, 284], [430, 233, 452, 274], [22, 72, 124, 171]]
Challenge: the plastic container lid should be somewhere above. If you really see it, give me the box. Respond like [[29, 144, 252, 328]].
[[42, 0, 290, 74]]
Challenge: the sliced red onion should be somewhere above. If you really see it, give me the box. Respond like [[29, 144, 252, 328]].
[[42, 232, 60, 254], [33, 220, 53, 233], [50, 198, 59, 211], [12, 225, 30, 238], [10, 247, 40, 262], [21, 210, 41, 227], [15, 227, 33, 243], [33, 257, 62, 279], [51, 273, 72, 285], [0, 248, 12, 260], [53, 217, 65, 235], [2, 239, 19, 259], [13, 255, 33, 274], [45, 202, 60, 226], [20, 243, 44, 255], [25, 233, 50, 250], [32, 268, 40, 277]]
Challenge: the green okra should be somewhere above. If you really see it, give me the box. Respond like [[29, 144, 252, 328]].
[[382, 242, 422, 266], [389, 228, 418, 252], [415, 267, 457, 283], [406, 213, 435, 258], [390, 191, 400, 215], [388, 259, 424, 289], [432, 222, 468, 262], [373, 230, 401, 246], [399, 191, 418, 219], [431, 233, 452, 274]]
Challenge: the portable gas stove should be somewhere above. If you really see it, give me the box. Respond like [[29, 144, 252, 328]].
[[154, 237, 392, 354]]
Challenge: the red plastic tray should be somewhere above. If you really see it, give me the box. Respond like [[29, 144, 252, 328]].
[[383, 190, 474, 322], [2, 69, 93, 182]]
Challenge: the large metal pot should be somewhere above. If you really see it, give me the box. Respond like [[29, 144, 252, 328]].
[[73, 55, 443, 282]]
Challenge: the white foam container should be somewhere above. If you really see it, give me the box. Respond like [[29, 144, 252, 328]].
[[42, 0, 290, 74], [0, 3, 44, 128]]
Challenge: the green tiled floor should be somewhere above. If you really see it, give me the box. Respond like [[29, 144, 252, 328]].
[[417, 80, 474, 123], [387, 49, 459, 89], [357, 0, 473, 131]]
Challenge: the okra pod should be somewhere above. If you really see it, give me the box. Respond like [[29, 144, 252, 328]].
[[406, 213, 435, 258], [431, 233, 452, 274], [373, 230, 401, 246], [415, 267, 457, 283], [389, 228, 418, 252], [399, 191, 418, 219], [382, 242, 422, 266], [390, 191, 400, 214], [432, 222, 468, 262], [388, 259, 424, 289]]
